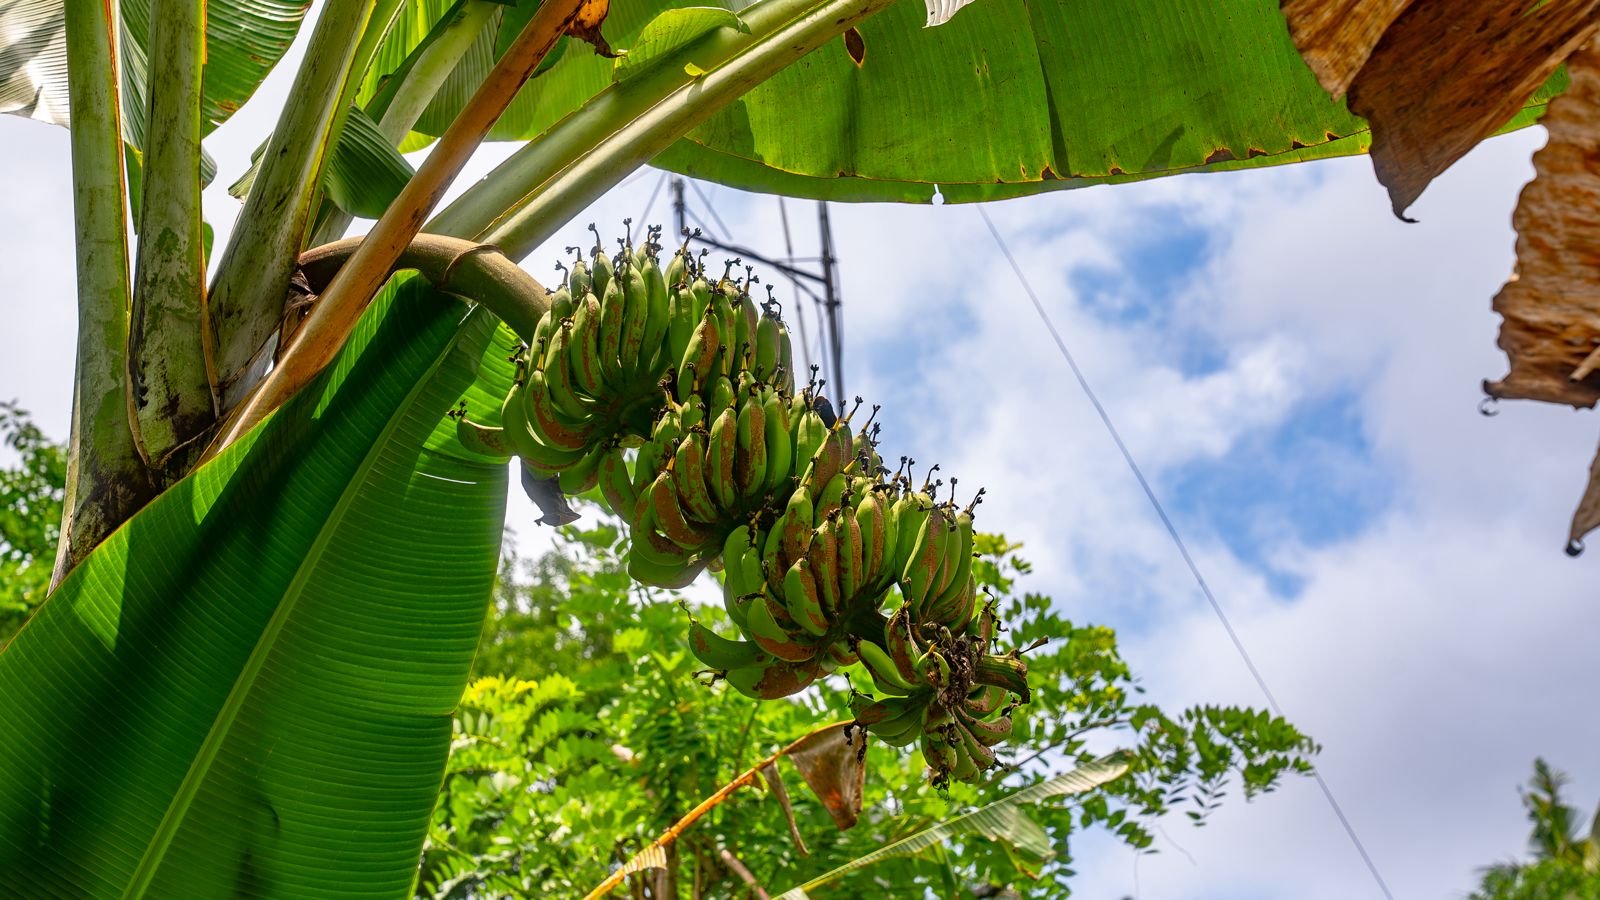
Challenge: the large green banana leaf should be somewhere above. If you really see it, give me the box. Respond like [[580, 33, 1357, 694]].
[[0, 0, 309, 137], [363, 0, 1561, 203], [0, 280, 516, 896]]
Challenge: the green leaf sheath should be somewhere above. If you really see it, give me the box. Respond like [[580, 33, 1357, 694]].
[[131, 0, 217, 478], [0, 282, 509, 897], [54, 0, 153, 581], [206, 0, 376, 406]]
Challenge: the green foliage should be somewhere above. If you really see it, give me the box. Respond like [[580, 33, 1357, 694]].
[[420, 518, 1316, 897], [0, 402, 64, 646], [1471, 759, 1600, 900]]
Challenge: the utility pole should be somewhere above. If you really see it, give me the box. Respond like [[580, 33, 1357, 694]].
[[670, 177, 846, 407]]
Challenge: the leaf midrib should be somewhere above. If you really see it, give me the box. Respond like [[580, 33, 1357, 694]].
[[121, 302, 474, 899]]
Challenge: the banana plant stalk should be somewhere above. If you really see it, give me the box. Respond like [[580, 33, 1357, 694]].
[[54, 0, 154, 584], [215, 0, 589, 449]]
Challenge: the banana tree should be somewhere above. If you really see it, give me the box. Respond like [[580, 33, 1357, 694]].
[[0, 0, 1553, 892]]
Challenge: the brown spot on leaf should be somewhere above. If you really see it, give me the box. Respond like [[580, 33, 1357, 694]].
[[1346, 0, 1599, 218], [1280, 0, 1412, 98], [1291, 139, 1309, 150], [1041, 165, 1058, 180], [1107, 166, 1125, 176], [844, 27, 865, 67], [1247, 147, 1269, 158], [1204, 147, 1236, 164]]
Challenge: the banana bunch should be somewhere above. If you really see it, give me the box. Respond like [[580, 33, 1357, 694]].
[[848, 601, 1031, 786], [451, 222, 1039, 787], [455, 227, 681, 493]]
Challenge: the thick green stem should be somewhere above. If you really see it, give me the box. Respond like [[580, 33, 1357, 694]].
[[54, 0, 155, 585], [130, 0, 216, 480], [310, 0, 500, 246], [376, 0, 500, 147], [206, 0, 376, 407]]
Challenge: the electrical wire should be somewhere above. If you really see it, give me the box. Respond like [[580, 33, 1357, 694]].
[[777, 197, 815, 375], [976, 205, 1396, 900], [631, 173, 668, 245], [690, 180, 735, 241]]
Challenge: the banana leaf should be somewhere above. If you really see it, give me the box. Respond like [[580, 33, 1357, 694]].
[[0, 280, 517, 896], [774, 755, 1131, 898], [362, 0, 1558, 203], [0, 0, 310, 137]]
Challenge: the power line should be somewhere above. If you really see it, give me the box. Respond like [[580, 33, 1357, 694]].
[[975, 206, 1395, 900], [631, 173, 668, 245]]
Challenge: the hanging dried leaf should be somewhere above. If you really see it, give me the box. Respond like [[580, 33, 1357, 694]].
[[569, 0, 617, 57], [1279, 0, 1413, 99], [1567, 436, 1600, 554], [1486, 45, 1600, 410], [784, 722, 867, 831], [761, 763, 810, 856], [1345, 0, 1598, 218]]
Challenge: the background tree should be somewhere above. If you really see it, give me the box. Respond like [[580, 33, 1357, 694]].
[[425, 513, 1316, 897], [0, 402, 65, 645], [1472, 759, 1600, 900]]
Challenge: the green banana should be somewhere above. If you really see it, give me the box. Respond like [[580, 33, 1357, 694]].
[[568, 257, 591, 296], [689, 621, 769, 670], [675, 311, 720, 403], [856, 639, 920, 695], [762, 389, 793, 495], [521, 368, 596, 452], [639, 251, 672, 377], [619, 259, 650, 377], [927, 506, 975, 620], [743, 592, 818, 662], [541, 324, 594, 422], [754, 305, 782, 383], [973, 654, 1031, 702], [734, 389, 767, 502], [454, 416, 510, 460], [589, 243, 613, 298], [724, 656, 822, 700], [568, 291, 605, 397], [704, 407, 739, 513], [813, 472, 847, 526], [650, 470, 716, 551], [597, 446, 637, 519], [838, 511, 863, 606], [777, 486, 815, 574], [811, 516, 841, 618], [672, 430, 721, 525], [557, 442, 606, 494], [599, 270, 628, 390], [781, 558, 830, 637], [956, 706, 1014, 746]]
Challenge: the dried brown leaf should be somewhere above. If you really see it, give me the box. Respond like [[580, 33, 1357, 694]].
[[1487, 45, 1600, 409], [783, 722, 867, 831], [1346, 0, 1599, 218], [1280, 0, 1413, 98], [1569, 437, 1600, 553]]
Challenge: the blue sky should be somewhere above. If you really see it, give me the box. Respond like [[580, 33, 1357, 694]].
[[3, 20, 1599, 898]]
